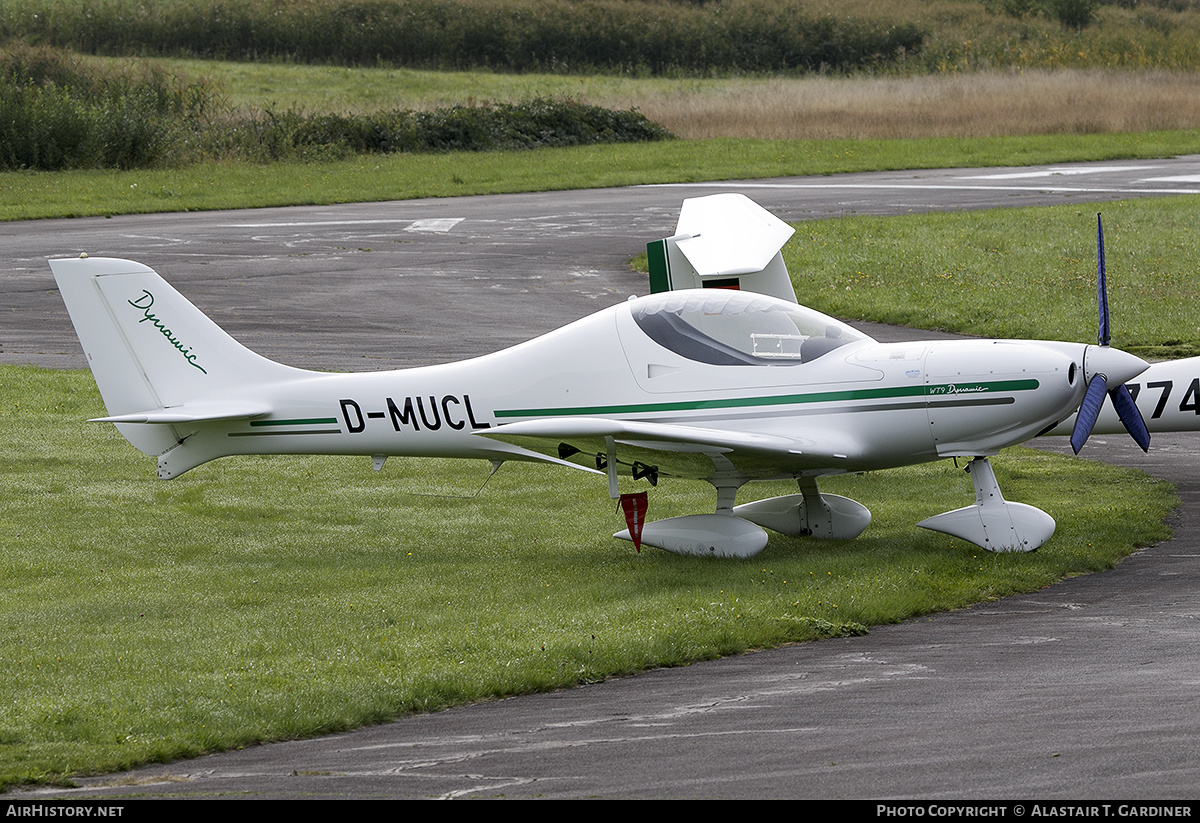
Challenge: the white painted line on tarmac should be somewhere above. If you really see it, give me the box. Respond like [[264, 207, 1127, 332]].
[[405, 218, 465, 233], [1142, 175, 1200, 184], [645, 181, 1200, 195], [959, 165, 1162, 179], [219, 217, 467, 232], [224, 218, 417, 228]]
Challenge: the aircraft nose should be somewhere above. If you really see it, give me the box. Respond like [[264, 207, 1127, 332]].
[[1083, 345, 1148, 387]]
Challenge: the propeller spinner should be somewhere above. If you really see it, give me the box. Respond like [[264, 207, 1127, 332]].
[[1069, 215, 1151, 454]]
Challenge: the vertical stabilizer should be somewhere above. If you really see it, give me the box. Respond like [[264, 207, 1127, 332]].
[[50, 256, 299, 456]]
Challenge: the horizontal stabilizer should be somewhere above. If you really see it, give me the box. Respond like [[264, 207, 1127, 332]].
[[92, 400, 273, 425], [648, 193, 797, 303], [674, 193, 795, 277]]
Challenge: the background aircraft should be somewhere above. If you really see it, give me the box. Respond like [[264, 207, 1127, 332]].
[[51, 195, 1174, 557]]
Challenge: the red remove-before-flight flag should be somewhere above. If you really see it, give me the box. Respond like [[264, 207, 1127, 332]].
[[619, 492, 649, 552]]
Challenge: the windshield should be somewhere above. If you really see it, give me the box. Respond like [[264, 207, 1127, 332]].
[[629, 290, 868, 366]]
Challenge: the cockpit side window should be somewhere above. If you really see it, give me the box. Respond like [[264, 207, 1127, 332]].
[[634, 309, 762, 366], [630, 291, 867, 366]]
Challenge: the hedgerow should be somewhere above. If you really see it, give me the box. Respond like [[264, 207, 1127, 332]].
[[216, 97, 674, 163], [0, 0, 925, 75]]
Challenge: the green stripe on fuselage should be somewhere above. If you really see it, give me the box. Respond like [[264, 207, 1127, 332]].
[[249, 417, 338, 427], [495, 379, 1039, 419]]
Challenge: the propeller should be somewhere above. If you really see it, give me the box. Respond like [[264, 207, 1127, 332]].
[[1069, 215, 1151, 455]]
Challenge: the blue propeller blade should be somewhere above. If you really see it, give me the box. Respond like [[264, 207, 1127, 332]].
[[1071, 374, 1109, 454], [1073, 215, 1151, 454], [1109, 383, 1151, 452], [1097, 214, 1110, 347]]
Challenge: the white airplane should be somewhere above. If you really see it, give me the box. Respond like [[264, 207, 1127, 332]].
[[50, 194, 1184, 558]]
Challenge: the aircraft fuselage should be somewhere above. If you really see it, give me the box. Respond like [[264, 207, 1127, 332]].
[[160, 297, 1105, 485]]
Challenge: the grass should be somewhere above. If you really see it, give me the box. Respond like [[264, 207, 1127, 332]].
[[0, 363, 1176, 788], [635, 70, 1200, 140], [2, 129, 1198, 221], [150, 59, 1200, 140]]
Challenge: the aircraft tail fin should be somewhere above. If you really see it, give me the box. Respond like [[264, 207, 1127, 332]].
[[50, 256, 301, 460], [648, 193, 797, 303]]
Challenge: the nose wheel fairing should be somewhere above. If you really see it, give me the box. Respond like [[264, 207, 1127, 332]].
[[917, 456, 1055, 552]]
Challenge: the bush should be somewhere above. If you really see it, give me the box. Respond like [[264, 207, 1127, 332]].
[[228, 98, 673, 161], [1049, 0, 1099, 28], [987, 0, 1100, 27], [0, 45, 218, 169]]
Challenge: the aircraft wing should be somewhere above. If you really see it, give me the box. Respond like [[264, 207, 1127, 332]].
[[478, 417, 863, 481]]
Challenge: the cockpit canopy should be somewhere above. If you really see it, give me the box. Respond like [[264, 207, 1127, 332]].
[[630, 290, 870, 366]]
